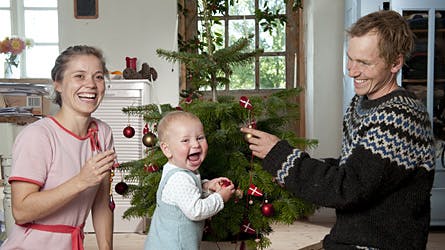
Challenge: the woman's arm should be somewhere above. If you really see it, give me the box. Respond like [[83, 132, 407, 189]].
[[91, 174, 113, 250], [11, 150, 116, 224]]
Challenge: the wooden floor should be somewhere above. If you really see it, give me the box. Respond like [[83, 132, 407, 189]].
[[84, 209, 445, 250]]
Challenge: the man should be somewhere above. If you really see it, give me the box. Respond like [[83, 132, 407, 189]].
[[241, 10, 435, 250]]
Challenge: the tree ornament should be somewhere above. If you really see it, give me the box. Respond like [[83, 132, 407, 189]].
[[109, 195, 115, 211], [243, 123, 256, 142], [240, 220, 256, 234], [243, 132, 253, 142], [115, 181, 129, 195], [235, 188, 243, 199], [247, 184, 263, 197], [143, 123, 149, 134], [123, 125, 135, 138], [239, 96, 253, 110], [219, 179, 231, 187], [142, 132, 157, 147], [185, 96, 193, 104], [249, 199, 254, 205], [144, 163, 159, 173], [261, 202, 274, 217], [108, 162, 116, 211]]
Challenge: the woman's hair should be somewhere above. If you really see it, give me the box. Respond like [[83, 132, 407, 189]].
[[347, 10, 414, 66], [51, 45, 108, 107], [157, 111, 202, 141]]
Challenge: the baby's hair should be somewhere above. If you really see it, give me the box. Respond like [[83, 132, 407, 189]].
[[157, 111, 202, 141]]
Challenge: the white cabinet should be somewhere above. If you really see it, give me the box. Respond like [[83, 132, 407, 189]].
[[85, 79, 155, 233]]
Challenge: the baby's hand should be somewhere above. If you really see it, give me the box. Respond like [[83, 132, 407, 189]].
[[205, 177, 231, 192], [218, 184, 235, 202], [215, 178, 235, 202]]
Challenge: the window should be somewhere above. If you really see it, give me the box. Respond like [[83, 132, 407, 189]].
[[179, 0, 305, 135], [179, 0, 303, 93], [0, 0, 59, 78]]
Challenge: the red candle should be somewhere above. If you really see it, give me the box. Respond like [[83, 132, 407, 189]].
[[125, 57, 137, 70]]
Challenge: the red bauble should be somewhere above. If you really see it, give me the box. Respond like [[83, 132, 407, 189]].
[[115, 181, 129, 195], [261, 203, 274, 217], [220, 180, 231, 187], [123, 126, 135, 138]]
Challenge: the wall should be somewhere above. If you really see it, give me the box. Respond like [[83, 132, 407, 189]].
[[58, 0, 179, 106], [304, 0, 344, 158], [55, 0, 344, 157]]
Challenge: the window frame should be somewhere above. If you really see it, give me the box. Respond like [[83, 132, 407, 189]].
[[1, 0, 59, 78], [178, 0, 305, 135]]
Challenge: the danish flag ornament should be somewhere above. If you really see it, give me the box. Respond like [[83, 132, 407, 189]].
[[239, 96, 253, 110], [241, 220, 256, 234], [247, 184, 263, 197]]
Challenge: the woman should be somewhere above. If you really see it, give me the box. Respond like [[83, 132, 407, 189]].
[[1, 45, 116, 250]]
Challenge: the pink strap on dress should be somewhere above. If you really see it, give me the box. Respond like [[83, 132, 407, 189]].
[[19, 222, 85, 250], [87, 127, 102, 152]]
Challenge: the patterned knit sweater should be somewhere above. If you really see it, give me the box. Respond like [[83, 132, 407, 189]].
[[262, 89, 435, 250]]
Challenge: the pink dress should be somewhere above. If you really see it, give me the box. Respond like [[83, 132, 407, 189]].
[[0, 116, 115, 250]]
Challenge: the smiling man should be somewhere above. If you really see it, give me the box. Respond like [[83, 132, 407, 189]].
[[241, 10, 435, 250]]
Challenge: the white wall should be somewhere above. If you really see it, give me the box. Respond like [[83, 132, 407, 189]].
[[304, 0, 344, 158], [55, 0, 345, 158], [57, 0, 179, 106]]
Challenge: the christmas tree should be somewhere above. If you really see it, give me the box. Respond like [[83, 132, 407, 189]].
[[119, 90, 317, 249], [117, 1, 316, 248]]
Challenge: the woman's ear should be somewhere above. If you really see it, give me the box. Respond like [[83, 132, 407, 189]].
[[53, 80, 62, 93], [390, 54, 404, 74], [160, 141, 172, 159]]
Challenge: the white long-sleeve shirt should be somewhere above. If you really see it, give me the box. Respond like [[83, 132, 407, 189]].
[[161, 163, 224, 221]]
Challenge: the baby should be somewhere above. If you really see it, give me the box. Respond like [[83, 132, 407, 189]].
[[144, 111, 235, 250]]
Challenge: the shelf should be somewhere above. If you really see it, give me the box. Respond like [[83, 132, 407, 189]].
[[412, 28, 445, 33], [402, 79, 445, 84], [0, 115, 39, 125]]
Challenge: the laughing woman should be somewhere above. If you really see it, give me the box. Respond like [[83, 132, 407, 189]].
[[1, 45, 116, 250]]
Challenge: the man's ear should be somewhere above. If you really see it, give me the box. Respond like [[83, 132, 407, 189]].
[[390, 54, 404, 73], [160, 141, 172, 159]]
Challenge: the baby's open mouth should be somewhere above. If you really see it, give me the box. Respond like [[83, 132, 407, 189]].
[[188, 152, 201, 161]]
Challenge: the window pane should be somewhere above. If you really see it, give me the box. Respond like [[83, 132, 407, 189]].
[[198, 20, 225, 51], [0, 10, 11, 37], [198, 0, 224, 16], [260, 56, 285, 89], [25, 10, 58, 42], [26, 45, 59, 78], [231, 63, 255, 90], [229, 19, 255, 50], [259, 0, 285, 14], [0, 0, 9, 7], [229, 0, 254, 15], [260, 20, 285, 52], [24, 0, 57, 7]]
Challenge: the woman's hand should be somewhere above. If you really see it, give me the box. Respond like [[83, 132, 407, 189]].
[[240, 127, 280, 159], [78, 150, 116, 189]]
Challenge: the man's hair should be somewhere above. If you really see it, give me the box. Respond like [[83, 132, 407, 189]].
[[157, 111, 202, 141], [347, 10, 414, 66]]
